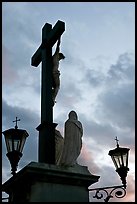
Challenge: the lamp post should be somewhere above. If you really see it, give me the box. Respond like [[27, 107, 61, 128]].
[[89, 137, 130, 202], [108, 137, 130, 188], [2, 117, 29, 176]]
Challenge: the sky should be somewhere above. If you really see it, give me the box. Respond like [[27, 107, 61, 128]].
[[2, 2, 135, 202]]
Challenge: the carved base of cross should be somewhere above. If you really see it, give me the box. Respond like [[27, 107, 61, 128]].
[[36, 122, 58, 164], [36, 121, 58, 131]]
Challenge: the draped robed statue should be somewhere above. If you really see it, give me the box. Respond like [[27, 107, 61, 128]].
[[56, 111, 83, 166]]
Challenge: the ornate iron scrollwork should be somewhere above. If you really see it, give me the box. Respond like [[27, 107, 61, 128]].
[[89, 185, 126, 202]]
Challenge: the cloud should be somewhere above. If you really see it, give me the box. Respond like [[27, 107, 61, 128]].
[[94, 52, 135, 132], [108, 52, 135, 82], [84, 69, 105, 87], [125, 175, 135, 202], [2, 45, 19, 85], [97, 84, 135, 129], [77, 142, 100, 175]]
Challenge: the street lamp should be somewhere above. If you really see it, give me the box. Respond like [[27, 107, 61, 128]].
[[89, 137, 130, 202], [2, 117, 29, 176], [108, 137, 130, 188]]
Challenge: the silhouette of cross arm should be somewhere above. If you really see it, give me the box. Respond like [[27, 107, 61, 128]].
[[31, 20, 65, 67]]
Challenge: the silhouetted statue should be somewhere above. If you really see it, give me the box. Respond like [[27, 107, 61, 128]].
[[52, 37, 65, 104], [58, 111, 83, 166]]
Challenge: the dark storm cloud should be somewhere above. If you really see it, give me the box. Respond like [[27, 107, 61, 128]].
[[97, 84, 135, 130], [95, 52, 135, 131], [108, 52, 134, 82], [78, 113, 117, 148], [84, 52, 135, 152], [80, 52, 134, 90], [2, 99, 40, 130]]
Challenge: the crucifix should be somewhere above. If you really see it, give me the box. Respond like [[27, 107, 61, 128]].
[[31, 20, 65, 164]]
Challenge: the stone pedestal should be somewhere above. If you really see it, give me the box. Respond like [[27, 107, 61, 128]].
[[2, 162, 100, 202]]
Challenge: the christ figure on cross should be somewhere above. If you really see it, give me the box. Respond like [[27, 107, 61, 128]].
[[52, 37, 65, 104]]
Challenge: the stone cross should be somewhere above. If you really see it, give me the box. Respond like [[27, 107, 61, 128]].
[[31, 20, 65, 164]]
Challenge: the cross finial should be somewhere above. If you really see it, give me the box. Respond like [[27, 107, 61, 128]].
[[115, 136, 119, 148], [13, 117, 21, 129]]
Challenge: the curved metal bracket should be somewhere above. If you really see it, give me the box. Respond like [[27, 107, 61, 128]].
[[89, 184, 126, 202]]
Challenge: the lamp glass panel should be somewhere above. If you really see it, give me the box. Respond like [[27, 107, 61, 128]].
[[14, 139, 20, 151], [9, 139, 13, 151], [111, 156, 118, 169], [5, 138, 12, 152], [19, 136, 26, 152], [122, 152, 128, 167], [113, 155, 122, 169]]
